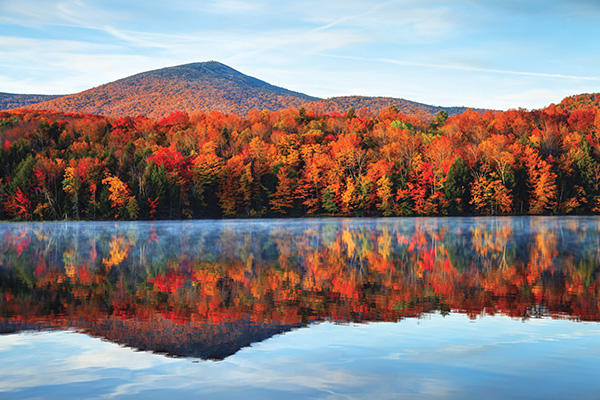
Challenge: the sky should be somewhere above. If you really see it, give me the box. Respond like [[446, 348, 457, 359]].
[[0, 0, 599, 110]]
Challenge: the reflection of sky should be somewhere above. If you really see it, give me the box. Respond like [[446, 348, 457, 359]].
[[1, 314, 599, 399]]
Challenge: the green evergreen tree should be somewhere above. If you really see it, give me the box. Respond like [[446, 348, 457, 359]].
[[444, 157, 471, 215]]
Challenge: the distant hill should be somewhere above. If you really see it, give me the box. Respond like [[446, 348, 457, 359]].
[[25, 61, 320, 118], [556, 93, 600, 111], [306, 95, 475, 116], [6, 61, 484, 118], [0, 92, 62, 110], [5, 63, 597, 119]]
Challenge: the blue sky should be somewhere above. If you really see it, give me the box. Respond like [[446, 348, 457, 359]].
[[1, 0, 599, 110]]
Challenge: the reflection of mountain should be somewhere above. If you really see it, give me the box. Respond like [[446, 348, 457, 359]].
[[0, 317, 298, 360], [1, 218, 599, 359]]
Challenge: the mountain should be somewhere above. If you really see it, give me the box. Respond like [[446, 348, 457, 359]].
[[0, 92, 62, 110], [556, 93, 600, 111], [6, 61, 484, 118], [24, 61, 320, 118], [5, 62, 598, 119], [307, 95, 475, 116]]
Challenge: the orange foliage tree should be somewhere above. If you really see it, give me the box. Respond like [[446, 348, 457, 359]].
[[0, 101, 599, 220]]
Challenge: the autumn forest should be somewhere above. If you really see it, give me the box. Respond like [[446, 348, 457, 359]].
[[1, 97, 599, 221]]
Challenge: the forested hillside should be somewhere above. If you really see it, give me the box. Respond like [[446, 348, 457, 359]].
[[0, 102, 599, 221], [0, 93, 62, 110], [307, 96, 475, 117], [558, 93, 600, 112], [23, 62, 320, 118], [6, 61, 477, 118]]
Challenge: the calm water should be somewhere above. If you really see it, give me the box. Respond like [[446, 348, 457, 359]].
[[1, 217, 599, 399]]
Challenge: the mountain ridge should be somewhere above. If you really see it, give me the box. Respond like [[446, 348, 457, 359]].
[[306, 95, 478, 116], [20, 61, 321, 118], [0, 92, 62, 110], [556, 93, 600, 111], [2, 61, 591, 118]]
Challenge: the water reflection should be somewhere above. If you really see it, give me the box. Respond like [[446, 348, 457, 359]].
[[1, 217, 599, 358]]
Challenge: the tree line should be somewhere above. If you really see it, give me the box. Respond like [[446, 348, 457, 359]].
[[0, 103, 599, 221]]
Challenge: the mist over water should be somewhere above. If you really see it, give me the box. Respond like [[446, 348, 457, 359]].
[[1, 217, 599, 398]]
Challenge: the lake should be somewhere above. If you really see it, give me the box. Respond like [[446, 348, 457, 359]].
[[1, 217, 599, 399]]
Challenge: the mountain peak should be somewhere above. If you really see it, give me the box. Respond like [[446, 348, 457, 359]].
[[23, 61, 320, 118], [122, 60, 255, 84], [5, 61, 481, 118], [150, 60, 239, 74]]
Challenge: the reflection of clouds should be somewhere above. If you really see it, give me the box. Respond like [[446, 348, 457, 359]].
[[0, 332, 35, 351], [105, 352, 370, 398], [222, 360, 369, 392], [1, 315, 600, 398], [64, 343, 169, 371], [3, 219, 600, 398], [0, 331, 174, 393], [108, 374, 175, 399], [0, 369, 98, 393], [0, 338, 100, 392]]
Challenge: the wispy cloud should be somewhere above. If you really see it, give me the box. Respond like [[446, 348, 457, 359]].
[[313, 0, 405, 32], [101, 26, 175, 49], [0, 0, 123, 28], [323, 54, 600, 82], [486, 0, 600, 19], [307, 0, 461, 41], [202, 0, 267, 14], [0, 35, 158, 93], [0, 0, 599, 109]]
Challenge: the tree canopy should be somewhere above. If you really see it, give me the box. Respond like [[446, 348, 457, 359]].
[[0, 103, 599, 221]]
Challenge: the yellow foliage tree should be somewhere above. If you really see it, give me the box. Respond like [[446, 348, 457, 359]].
[[102, 174, 133, 217]]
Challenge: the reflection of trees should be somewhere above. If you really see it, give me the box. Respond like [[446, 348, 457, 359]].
[[1, 218, 600, 328]]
